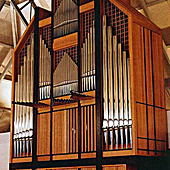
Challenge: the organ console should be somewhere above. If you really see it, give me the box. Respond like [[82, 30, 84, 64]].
[[10, 0, 167, 170]]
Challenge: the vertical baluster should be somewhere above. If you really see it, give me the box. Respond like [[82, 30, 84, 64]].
[[14, 82, 18, 157]]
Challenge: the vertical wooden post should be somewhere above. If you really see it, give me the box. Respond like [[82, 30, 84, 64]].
[[50, 0, 54, 161], [77, 0, 81, 160], [95, 0, 103, 169], [32, 7, 39, 167]]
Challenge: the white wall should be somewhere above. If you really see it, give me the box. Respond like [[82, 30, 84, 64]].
[[0, 79, 12, 108], [0, 132, 10, 170]]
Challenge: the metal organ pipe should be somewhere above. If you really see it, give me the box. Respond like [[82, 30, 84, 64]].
[[39, 35, 51, 100], [81, 21, 96, 92], [54, 0, 78, 38], [13, 34, 36, 157], [102, 15, 132, 150]]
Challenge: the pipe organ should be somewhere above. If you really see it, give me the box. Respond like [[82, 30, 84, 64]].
[[13, 34, 34, 158], [54, 0, 78, 38], [81, 20, 95, 92], [10, 0, 167, 170], [39, 35, 51, 100], [102, 15, 132, 150]]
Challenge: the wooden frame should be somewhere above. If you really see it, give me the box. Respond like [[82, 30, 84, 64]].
[[10, 0, 167, 169]]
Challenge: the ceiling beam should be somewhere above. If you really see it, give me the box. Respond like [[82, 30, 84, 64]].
[[0, 106, 11, 111], [138, 0, 170, 66], [137, 0, 152, 19], [0, 0, 6, 11], [10, 0, 28, 27], [136, 0, 167, 10], [163, 41, 170, 65], [37, 0, 49, 9], [0, 49, 13, 83], [29, 0, 37, 9], [165, 78, 170, 90], [0, 41, 13, 49], [0, 73, 12, 81]]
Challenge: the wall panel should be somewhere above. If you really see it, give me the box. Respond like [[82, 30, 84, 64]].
[[37, 113, 51, 156]]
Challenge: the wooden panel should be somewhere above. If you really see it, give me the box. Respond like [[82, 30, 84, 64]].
[[152, 32, 165, 108], [132, 23, 146, 103], [137, 138, 147, 150], [145, 29, 153, 105], [52, 110, 67, 154], [148, 106, 154, 139], [81, 152, 96, 159], [81, 167, 96, 170], [37, 156, 50, 161], [149, 140, 155, 151], [12, 157, 32, 163], [53, 102, 78, 112], [43, 169, 77, 170], [81, 104, 96, 153], [136, 104, 147, 138], [53, 32, 78, 51], [103, 165, 126, 170], [103, 150, 134, 157], [39, 7, 51, 20], [156, 141, 166, 153], [155, 108, 167, 141], [137, 150, 148, 156], [80, 1, 94, 13], [39, 17, 51, 28], [37, 113, 50, 155], [52, 154, 78, 160]]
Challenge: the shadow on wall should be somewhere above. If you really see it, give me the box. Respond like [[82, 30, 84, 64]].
[[0, 110, 10, 133]]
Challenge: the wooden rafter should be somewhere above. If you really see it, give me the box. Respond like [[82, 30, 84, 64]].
[[138, 0, 170, 66]]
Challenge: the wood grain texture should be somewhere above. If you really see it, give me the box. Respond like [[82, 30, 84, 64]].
[[152, 32, 165, 108], [148, 106, 154, 140], [52, 110, 67, 154], [136, 104, 147, 139], [155, 108, 166, 141], [103, 150, 134, 157], [39, 17, 51, 28], [132, 23, 146, 103], [103, 164, 126, 170], [12, 157, 32, 163], [79, 1, 94, 13], [53, 32, 78, 51], [81, 152, 96, 159], [144, 29, 153, 105], [81, 167, 96, 170], [52, 154, 78, 160], [37, 113, 50, 155], [37, 156, 50, 161]]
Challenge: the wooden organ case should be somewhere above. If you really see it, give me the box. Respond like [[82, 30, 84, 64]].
[[10, 0, 167, 170]]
